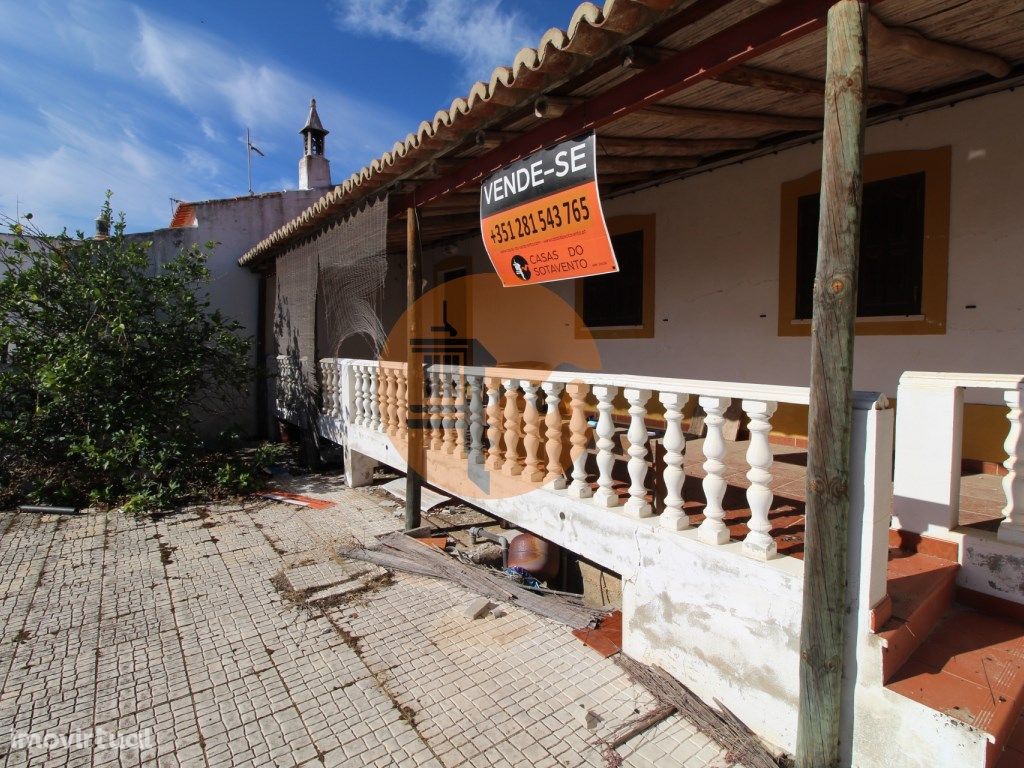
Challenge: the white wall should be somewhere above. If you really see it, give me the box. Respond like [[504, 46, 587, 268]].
[[139, 190, 325, 435], [426, 88, 1024, 404]]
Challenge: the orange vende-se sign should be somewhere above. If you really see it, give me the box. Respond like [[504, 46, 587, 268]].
[[479, 133, 618, 287]]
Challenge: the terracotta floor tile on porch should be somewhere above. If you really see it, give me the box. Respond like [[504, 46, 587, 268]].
[[886, 605, 1024, 758]]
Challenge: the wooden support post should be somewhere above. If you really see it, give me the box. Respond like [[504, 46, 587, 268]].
[[796, 2, 867, 766], [405, 207, 423, 531]]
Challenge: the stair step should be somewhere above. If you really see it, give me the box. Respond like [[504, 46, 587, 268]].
[[997, 713, 1024, 767], [878, 550, 960, 682], [885, 606, 1024, 767]]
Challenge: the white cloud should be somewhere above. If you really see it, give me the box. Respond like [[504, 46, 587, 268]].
[[0, 0, 410, 234], [332, 0, 541, 78]]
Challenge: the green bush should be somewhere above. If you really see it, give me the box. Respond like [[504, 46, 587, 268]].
[[0, 196, 279, 511]]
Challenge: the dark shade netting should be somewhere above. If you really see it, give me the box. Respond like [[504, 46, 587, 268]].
[[274, 194, 389, 422]]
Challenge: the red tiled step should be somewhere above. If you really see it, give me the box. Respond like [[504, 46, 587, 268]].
[[877, 550, 960, 682], [885, 606, 1024, 767]]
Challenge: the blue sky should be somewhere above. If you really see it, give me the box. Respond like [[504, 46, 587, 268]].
[[0, 0, 583, 235]]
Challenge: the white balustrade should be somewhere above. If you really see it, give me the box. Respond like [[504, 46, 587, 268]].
[[623, 388, 652, 518], [697, 396, 730, 545], [742, 399, 778, 561], [659, 392, 689, 530], [592, 385, 619, 508], [326, 360, 918, 567]]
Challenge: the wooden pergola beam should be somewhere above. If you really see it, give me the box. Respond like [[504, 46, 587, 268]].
[[641, 103, 821, 132], [595, 155, 700, 173], [868, 13, 1010, 78], [715, 64, 906, 105], [477, 130, 757, 155], [412, 0, 843, 206]]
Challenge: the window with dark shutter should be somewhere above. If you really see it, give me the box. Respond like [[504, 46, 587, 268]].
[[575, 215, 656, 339], [779, 147, 950, 336]]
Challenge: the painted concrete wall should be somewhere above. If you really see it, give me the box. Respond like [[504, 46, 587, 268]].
[[137, 190, 325, 435], [419, 88, 1024, 455]]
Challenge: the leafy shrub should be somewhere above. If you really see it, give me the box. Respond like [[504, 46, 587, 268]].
[[0, 197, 278, 511]]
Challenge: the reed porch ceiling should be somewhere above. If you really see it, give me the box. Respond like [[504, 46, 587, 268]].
[[239, 0, 1024, 265]]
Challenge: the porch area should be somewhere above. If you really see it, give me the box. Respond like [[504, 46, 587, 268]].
[[291, 356, 1024, 766]]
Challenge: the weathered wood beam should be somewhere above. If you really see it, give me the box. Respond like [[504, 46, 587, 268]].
[[641, 103, 821, 132], [868, 13, 1010, 78], [534, 95, 586, 119], [477, 130, 757, 155], [715, 64, 906, 105], [620, 44, 675, 70], [597, 135, 759, 155], [797, 2, 867, 766], [413, 0, 839, 206], [596, 156, 699, 173]]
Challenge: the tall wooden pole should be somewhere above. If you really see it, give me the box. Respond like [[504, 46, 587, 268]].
[[405, 207, 423, 530], [796, 2, 867, 766]]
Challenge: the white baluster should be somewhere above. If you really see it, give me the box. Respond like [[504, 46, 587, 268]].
[[442, 370, 457, 454], [453, 371, 468, 459], [319, 362, 328, 415], [659, 392, 689, 530], [999, 388, 1024, 545], [468, 375, 485, 465], [742, 399, 778, 560], [378, 366, 391, 433], [522, 381, 545, 482], [485, 377, 504, 471], [351, 365, 364, 426], [327, 362, 338, 418], [501, 379, 523, 477], [429, 370, 443, 451], [395, 367, 408, 441], [623, 388, 653, 518], [369, 366, 380, 431], [566, 382, 592, 499], [361, 365, 373, 427], [697, 396, 731, 545], [542, 382, 566, 490], [592, 385, 619, 508]]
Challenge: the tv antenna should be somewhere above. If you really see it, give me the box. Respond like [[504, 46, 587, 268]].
[[246, 128, 265, 195]]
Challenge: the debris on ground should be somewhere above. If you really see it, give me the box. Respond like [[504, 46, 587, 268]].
[[574, 703, 601, 730], [258, 491, 335, 509], [615, 655, 783, 768], [461, 597, 494, 619], [338, 531, 603, 629], [380, 478, 451, 511]]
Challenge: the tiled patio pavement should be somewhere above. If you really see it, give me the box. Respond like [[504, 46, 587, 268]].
[[0, 478, 736, 768]]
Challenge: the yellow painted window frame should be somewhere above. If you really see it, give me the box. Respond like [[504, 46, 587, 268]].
[[575, 214, 656, 340], [778, 146, 951, 337]]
